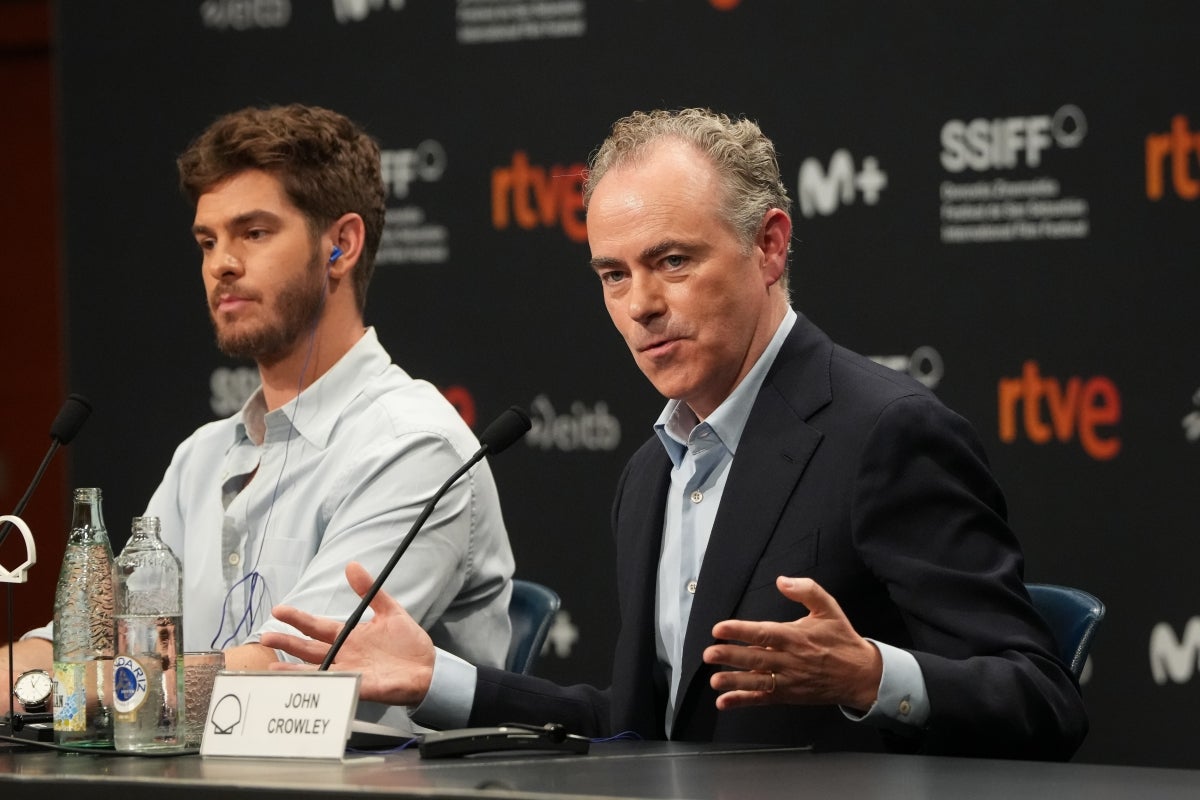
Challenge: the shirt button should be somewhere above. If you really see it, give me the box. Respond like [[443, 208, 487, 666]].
[[228, 552, 241, 566], [687, 581, 698, 594], [898, 699, 912, 716], [690, 490, 703, 503]]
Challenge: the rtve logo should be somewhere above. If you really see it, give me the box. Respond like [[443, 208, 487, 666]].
[[491, 151, 586, 243], [941, 105, 1087, 173], [997, 360, 1121, 461], [381, 142, 446, 200], [797, 151, 887, 218], [1151, 618, 1200, 685], [1146, 115, 1200, 200]]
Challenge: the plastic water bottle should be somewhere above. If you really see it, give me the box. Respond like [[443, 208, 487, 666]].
[[112, 515, 185, 752], [52, 487, 115, 747]]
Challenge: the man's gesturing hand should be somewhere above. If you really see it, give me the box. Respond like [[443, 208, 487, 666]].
[[702, 576, 883, 713], [261, 561, 436, 707]]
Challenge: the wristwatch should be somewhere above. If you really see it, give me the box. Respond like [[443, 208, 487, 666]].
[[13, 669, 53, 713]]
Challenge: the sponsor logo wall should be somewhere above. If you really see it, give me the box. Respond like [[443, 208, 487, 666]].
[[797, 150, 888, 218], [492, 151, 587, 242], [997, 361, 1121, 461], [379, 141, 450, 265], [50, 2, 1198, 768], [939, 106, 1091, 244]]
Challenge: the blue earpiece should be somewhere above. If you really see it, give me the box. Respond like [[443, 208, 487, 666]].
[[329, 246, 343, 263]]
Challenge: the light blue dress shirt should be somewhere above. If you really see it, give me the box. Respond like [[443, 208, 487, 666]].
[[27, 327, 515, 733]]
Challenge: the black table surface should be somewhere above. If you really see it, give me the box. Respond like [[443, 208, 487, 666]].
[[3, 740, 1199, 799]]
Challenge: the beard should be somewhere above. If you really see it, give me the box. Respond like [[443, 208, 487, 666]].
[[210, 249, 326, 366]]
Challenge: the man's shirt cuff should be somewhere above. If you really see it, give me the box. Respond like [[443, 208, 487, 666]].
[[841, 639, 930, 732], [408, 647, 476, 730]]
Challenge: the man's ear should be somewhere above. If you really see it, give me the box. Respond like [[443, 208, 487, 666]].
[[758, 208, 791, 288], [325, 212, 366, 279]]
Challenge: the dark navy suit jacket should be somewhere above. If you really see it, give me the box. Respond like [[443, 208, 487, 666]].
[[471, 314, 1087, 759]]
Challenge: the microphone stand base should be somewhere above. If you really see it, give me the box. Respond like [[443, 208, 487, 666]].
[[1, 712, 55, 746]]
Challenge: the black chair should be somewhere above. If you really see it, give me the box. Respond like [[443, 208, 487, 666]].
[[1025, 583, 1105, 680], [506, 579, 561, 675]]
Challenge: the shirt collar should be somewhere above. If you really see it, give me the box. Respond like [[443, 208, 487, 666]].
[[654, 308, 797, 467], [233, 327, 389, 450]]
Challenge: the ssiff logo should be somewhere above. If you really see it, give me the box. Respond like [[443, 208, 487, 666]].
[[997, 360, 1121, 460], [381, 142, 446, 200], [1146, 115, 1200, 200], [940, 105, 1087, 173], [492, 152, 586, 243]]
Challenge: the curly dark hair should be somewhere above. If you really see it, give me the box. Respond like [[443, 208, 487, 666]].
[[178, 104, 386, 313]]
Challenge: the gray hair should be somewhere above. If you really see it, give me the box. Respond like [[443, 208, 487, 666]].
[[584, 108, 793, 255]]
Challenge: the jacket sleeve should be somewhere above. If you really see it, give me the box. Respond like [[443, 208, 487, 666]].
[[851, 393, 1088, 760], [469, 666, 612, 737]]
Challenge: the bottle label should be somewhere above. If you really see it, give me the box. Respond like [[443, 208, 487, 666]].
[[52, 662, 87, 731], [112, 655, 149, 714]]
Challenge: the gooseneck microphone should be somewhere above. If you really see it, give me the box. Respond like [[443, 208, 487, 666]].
[[318, 405, 531, 670], [5, 394, 90, 736], [0, 393, 92, 549]]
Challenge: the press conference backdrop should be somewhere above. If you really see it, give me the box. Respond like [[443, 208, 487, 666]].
[[52, 1, 1196, 768]]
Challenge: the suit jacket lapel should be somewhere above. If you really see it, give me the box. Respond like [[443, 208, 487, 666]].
[[674, 315, 835, 723], [611, 441, 672, 737]]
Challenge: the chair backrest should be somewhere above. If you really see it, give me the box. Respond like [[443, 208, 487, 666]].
[[506, 579, 561, 675], [1025, 582, 1105, 680]]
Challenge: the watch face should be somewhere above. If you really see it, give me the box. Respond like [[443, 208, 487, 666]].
[[14, 670, 53, 705]]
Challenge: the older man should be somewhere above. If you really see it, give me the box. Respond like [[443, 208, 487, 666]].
[[264, 108, 1087, 759]]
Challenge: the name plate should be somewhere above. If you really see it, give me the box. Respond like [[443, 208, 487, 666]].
[[200, 671, 360, 760]]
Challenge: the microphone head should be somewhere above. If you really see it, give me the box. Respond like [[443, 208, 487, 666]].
[[50, 393, 93, 445], [479, 406, 531, 455]]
